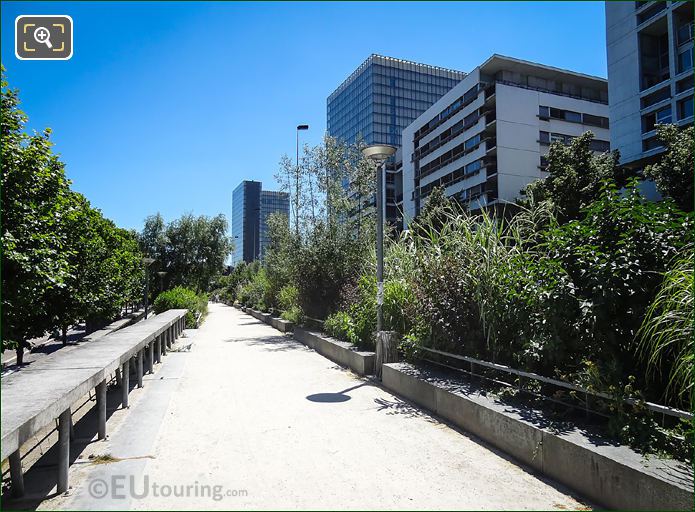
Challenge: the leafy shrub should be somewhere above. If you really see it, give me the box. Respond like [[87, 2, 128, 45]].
[[153, 286, 208, 328], [238, 268, 270, 311], [324, 311, 358, 345], [278, 284, 302, 323]]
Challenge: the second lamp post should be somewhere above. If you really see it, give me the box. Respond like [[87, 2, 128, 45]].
[[361, 143, 397, 332]]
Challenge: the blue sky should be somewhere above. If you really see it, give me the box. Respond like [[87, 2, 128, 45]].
[[1, 1, 608, 230]]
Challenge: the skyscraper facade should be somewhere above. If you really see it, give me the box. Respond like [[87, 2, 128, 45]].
[[260, 190, 291, 260], [327, 54, 467, 228], [605, 1, 693, 169], [231, 181, 289, 264]]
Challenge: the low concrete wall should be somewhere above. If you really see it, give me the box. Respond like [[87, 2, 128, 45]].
[[381, 362, 693, 511], [270, 317, 294, 332], [294, 328, 374, 376]]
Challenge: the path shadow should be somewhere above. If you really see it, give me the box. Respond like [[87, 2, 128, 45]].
[[240, 334, 308, 353], [373, 396, 440, 423], [306, 382, 369, 403]]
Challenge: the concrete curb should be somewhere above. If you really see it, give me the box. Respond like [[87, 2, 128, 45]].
[[294, 328, 375, 376], [270, 317, 294, 332], [381, 362, 694, 511]]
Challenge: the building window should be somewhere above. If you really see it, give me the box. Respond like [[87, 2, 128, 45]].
[[678, 47, 693, 74], [677, 22, 694, 46], [643, 136, 662, 151], [539, 131, 550, 143], [676, 77, 694, 94], [678, 97, 694, 120], [582, 113, 610, 128], [642, 105, 672, 132], [640, 85, 671, 108], [589, 139, 610, 152], [464, 134, 481, 151], [539, 106, 606, 126]]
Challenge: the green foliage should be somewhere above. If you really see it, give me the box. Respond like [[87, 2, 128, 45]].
[[238, 268, 270, 311], [153, 286, 208, 328], [278, 285, 302, 323], [323, 311, 359, 345], [643, 124, 694, 212], [1, 67, 143, 357], [139, 212, 232, 293], [522, 132, 626, 222], [638, 247, 693, 405]]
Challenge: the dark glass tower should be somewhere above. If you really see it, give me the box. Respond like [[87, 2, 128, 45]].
[[231, 181, 289, 264], [327, 54, 467, 147], [327, 54, 466, 228]]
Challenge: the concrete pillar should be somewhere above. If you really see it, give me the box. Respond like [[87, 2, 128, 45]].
[[148, 342, 154, 373], [121, 361, 130, 408], [136, 350, 143, 388], [57, 409, 70, 493], [376, 331, 400, 380], [96, 380, 107, 440], [155, 336, 161, 364], [9, 449, 24, 497], [161, 334, 167, 357], [115, 368, 122, 388], [167, 328, 172, 348]]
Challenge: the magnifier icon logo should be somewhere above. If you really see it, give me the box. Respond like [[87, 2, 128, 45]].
[[34, 26, 52, 48]]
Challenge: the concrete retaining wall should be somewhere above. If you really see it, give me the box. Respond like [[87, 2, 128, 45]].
[[382, 362, 693, 510], [294, 328, 374, 376], [270, 317, 294, 332]]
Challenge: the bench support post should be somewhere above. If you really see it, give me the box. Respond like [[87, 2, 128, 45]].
[[155, 336, 161, 364], [96, 380, 107, 440], [115, 367, 122, 388], [162, 334, 167, 356], [136, 350, 143, 388], [121, 361, 130, 408], [9, 449, 24, 497], [148, 341, 154, 373], [58, 409, 70, 493]]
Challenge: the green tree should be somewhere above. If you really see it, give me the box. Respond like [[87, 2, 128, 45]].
[[139, 213, 232, 292], [1, 67, 72, 362], [643, 124, 694, 212], [523, 132, 624, 222]]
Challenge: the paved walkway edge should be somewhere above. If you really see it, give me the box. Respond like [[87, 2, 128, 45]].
[[382, 362, 694, 510]]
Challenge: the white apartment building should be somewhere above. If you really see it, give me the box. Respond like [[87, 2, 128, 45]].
[[402, 55, 611, 223]]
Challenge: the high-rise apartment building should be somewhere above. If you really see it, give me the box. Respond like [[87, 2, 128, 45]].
[[231, 181, 289, 264], [605, 1, 693, 169], [327, 54, 467, 228], [402, 55, 610, 223]]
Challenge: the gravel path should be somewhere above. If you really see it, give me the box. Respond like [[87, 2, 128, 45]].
[[54, 303, 587, 510]]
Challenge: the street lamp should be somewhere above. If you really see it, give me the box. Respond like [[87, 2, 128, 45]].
[[296, 124, 309, 236], [361, 144, 396, 333], [157, 271, 168, 294], [141, 257, 155, 319]]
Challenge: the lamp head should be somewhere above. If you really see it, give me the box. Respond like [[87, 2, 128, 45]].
[[361, 144, 397, 163]]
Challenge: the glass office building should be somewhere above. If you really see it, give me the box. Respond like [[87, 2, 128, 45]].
[[327, 54, 466, 228], [260, 190, 290, 260], [327, 54, 467, 147], [231, 181, 289, 264]]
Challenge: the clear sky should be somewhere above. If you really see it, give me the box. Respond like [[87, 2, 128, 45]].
[[1, 1, 608, 230]]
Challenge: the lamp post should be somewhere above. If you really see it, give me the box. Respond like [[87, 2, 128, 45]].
[[296, 124, 309, 236], [361, 144, 397, 333], [142, 257, 155, 319], [157, 271, 167, 294]]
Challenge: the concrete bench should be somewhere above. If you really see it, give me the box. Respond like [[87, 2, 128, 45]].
[[1, 309, 188, 497]]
